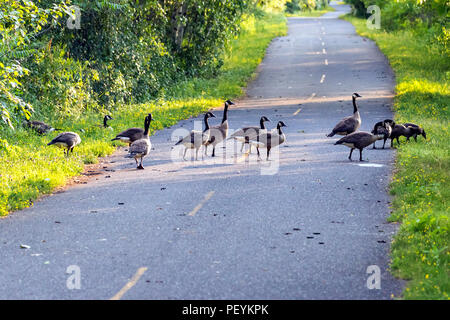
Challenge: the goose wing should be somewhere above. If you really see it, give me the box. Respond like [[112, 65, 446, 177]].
[[332, 116, 360, 134], [176, 130, 205, 147], [113, 127, 144, 141], [48, 132, 81, 147], [249, 132, 284, 148], [230, 126, 263, 141], [335, 131, 374, 148], [128, 138, 150, 157]]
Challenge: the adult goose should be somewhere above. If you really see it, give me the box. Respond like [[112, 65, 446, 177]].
[[403, 123, 427, 141], [204, 100, 234, 157], [390, 124, 413, 147], [371, 119, 395, 149], [25, 120, 62, 135], [125, 114, 153, 170], [334, 131, 384, 161], [327, 93, 362, 137], [249, 121, 287, 161], [175, 112, 216, 160], [99, 115, 113, 128], [111, 113, 151, 146], [229, 116, 270, 153], [47, 132, 81, 156]]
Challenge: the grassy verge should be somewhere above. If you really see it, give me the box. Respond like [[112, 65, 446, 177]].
[[343, 15, 449, 299], [285, 6, 335, 17], [0, 12, 287, 216]]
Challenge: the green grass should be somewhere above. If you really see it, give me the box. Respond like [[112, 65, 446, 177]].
[[343, 15, 449, 300], [0, 12, 287, 217], [285, 6, 335, 17]]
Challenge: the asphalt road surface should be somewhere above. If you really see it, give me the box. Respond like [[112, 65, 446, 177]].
[[0, 3, 404, 299]]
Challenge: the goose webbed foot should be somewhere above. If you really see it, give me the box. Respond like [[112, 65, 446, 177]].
[[137, 165, 144, 170]]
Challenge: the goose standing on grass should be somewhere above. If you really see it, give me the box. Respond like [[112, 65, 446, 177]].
[[205, 100, 235, 157], [327, 93, 362, 137], [250, 121, 287, 161], [47, 132, 81, 156], [403, 123, 427, 141], [100, 115, 113, 128], [229, 116, 270, 153], [175, 112, 216, 160], [125, 114, 153, 170], [25, 120, 62, 135], [111, 113, 150, 146], [390, 124, 413, 147], [334, 131, 384, 161], [371, 120, 395, 149]]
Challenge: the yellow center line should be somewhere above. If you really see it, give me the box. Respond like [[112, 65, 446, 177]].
[[325, 59, 328, 65], [293, 108, 302, 116], [293, 93, 315, 116], [188, 191, 215, 216], [110, 267, 148, 300]]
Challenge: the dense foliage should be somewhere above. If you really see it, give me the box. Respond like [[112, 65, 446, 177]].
[[0, 0, 254, 129], [285, 0, 329, 13], [344, 0, 449, 56]]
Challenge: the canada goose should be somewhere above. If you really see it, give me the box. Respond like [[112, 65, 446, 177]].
[[371, 120, 395, 149], [390, 124, 413, 147], [335, 131, 384, 161], [327, 93, 362, 137], [250, 121, 287, 161], [403, 123, 427, 141], [100, 115, 113, 128], [111, 113, 150, 146], [229, 116, 270, 153], [25, 120, 62, 135], [175, 112, 216, 160], [204, 100, 235, 157], [47, 132, 81, 156], [124, 114, 153, 169]]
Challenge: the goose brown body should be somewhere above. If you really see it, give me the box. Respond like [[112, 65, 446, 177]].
[[403, 123, 427, 141], [249, 121, 287, 161], [47, 132, 81, 156], [327, 93, 362, 137], [125, 114, 152, 169], [371, 120, 395, 149], [26, 120, 61, 135], [335, 131, 384, 161], [111, 114, 151, 146], [390, 124, 413, 147], [175, 112, 215, 160], [230, 116, 270, 153]]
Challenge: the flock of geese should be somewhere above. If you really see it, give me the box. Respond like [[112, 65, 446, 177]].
[[30, 93, 426, 169]]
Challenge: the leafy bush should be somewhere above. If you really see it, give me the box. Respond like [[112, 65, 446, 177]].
[[285, 0, 329, 13], [1, 0, 252, 129], [344, 0, 449, 58]]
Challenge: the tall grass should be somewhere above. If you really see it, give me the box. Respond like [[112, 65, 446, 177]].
[[0, 12, 287, 216], [344, 15, 449, 300]]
